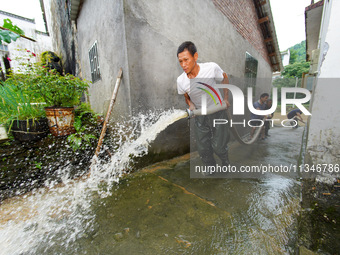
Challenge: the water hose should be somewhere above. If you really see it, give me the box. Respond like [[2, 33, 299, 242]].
[[226, 110, 263, 145], [186, 102, 228, 118], [185, 103, 263, 145]]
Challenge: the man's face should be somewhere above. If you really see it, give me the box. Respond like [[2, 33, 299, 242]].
[[178, 50, 198, 74], [260, 96, 268, 104]]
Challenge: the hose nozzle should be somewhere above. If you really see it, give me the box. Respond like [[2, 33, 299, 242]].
[[186, 108, 195, 119]]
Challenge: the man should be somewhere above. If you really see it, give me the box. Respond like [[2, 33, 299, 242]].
[[287, 108, 304, 128], [249, 93, 269, 140], [176, 41, 230, 167], [264, 98, 273, 137]]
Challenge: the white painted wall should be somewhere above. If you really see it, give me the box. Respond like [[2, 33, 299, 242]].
[[0, 11, 52, 73], [306, 0, 340, 170], [282, 49, 290, 66]]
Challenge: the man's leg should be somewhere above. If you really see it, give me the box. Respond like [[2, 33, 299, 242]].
[[194, 115, 216, 166], [210, 110, 230, 166], [264, 121, 270, 136], [293, 117, 299, 128]]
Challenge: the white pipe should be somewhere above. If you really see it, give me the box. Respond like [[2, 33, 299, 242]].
[[186, 102, 227, 118]]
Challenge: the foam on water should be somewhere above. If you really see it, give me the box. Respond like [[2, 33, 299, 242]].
[[0, 108, 187, 254]]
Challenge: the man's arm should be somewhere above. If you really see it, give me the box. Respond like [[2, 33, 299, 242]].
[[222, 72, 230, 107], [296, 112, 303, 121], [184, 93, 195, 110]]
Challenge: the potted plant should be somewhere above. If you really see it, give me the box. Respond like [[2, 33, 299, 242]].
[[0, 81, 48, 142], [32, 63, 90, 137], [0, 49, 50, 142]]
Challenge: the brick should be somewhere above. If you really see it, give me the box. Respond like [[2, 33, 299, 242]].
[[212, 0, 270, 64]]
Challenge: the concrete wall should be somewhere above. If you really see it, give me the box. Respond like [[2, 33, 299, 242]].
[[75, 0, 273, 115], [306, 0, 340, 170], [77, 0, 131, 118], [123, 0, 272, 111], [47, 0, 78, 75]]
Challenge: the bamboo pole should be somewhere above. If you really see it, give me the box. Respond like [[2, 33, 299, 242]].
[[94, 68, 123, 157]]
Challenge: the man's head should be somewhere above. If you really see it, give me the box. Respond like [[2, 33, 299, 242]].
[[260, 93, 269, 103], [177, 41, 198, 74], [177, 41, 197, 57], [266, 98, 272, 107]]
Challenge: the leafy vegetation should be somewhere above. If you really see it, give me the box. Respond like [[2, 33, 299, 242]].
[[0, 19, 24, 45], [289, 41, 307, 64], [0, 49, 90, 140], [32, 69, 90, 107], [67, 103, 98, 151], [0, 50, 45, 128], [0, 83, 45, 125], [282, 61, 310, 78], [2, 19, 24, 35], [273, 41, 311, 102]]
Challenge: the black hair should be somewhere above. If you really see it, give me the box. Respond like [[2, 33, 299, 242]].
[[260, 93, 269, 98], [177, 41, 197, 57]]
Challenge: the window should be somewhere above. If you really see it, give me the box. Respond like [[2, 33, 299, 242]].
[[89, 41, 101, 83], [245, 52, 258, 88]]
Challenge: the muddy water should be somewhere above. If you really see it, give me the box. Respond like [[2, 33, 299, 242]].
[[0, 120, 304, 254]]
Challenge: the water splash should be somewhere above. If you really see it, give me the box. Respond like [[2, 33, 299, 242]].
[[89, 109, 188, 195], [0, 108, 187, 254]]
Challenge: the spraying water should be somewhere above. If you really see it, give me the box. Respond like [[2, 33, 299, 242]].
[[0, 108, 187, 254]]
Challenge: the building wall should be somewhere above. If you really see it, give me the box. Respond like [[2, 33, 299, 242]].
[[282, 49, 290, 66], [76, 0, 131, 119], [123, 0, 273, 112], [0, 11, 52, 73], [306, 0, 340, 169], [47, 1, 77, 75], [212, 0, 270, 65]]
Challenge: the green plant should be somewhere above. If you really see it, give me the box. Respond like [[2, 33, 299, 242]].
[[33, 67, 90, 107], [0, 49, 45, 133], [5, 49, 89, 108], [34, 161, 42, 169], [0, 51, 44, 121], [2, 19, 24, 35], [0, 29, 19, 45], [67, 103, 98, 151], [0, 82, 46, 129], [0, 18, 24, 45]]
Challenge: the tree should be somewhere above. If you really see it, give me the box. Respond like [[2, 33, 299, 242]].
[[282, 62, 310, 78], [289, 49, 298, 64], [274, 41, 310, 102], [290, 41, 307, 62]]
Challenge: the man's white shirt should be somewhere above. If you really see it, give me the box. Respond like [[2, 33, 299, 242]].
[[177, 62, 224, 109]]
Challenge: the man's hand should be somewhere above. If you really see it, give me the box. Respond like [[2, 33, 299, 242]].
[[223, 98, 231, 108], [184, 93, 195, 110], [222, 72, 230, 108], [296, 112, 304, 122]]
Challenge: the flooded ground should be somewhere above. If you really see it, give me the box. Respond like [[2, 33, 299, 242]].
[[0, 113, 306, 254], [0, 104, 310, 254], [83, 126, 303, 254]]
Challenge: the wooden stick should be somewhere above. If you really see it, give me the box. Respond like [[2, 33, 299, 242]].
[[94, 68, 123, 157]]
